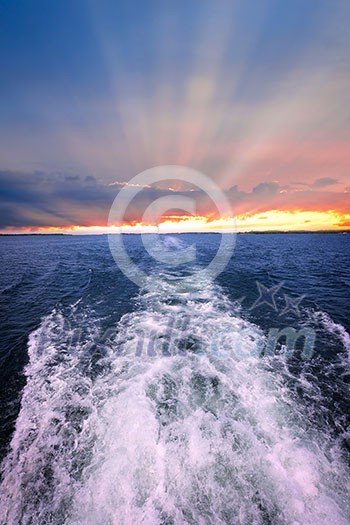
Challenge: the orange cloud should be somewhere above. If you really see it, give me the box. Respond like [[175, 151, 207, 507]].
[[2, 209, 349, 235]]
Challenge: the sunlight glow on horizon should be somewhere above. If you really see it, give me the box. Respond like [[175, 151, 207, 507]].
[[2, 210, 349, 235]]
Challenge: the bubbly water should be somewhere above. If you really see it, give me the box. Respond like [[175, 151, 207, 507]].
[[0, 234, 349, 524]]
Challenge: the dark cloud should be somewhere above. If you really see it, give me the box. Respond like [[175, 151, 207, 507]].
[[252, 182, 279, 195], [0, 170, 115, 227], [0, 171, 348, 229], [64, 175, 80, 181], [0, 171, 214, 228], [312, 177, 338, 188]]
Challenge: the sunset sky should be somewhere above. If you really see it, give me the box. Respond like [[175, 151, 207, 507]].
[[0, 0, 349, 233]]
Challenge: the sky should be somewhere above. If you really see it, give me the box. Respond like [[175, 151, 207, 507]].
[[0, 0, 349, 233]]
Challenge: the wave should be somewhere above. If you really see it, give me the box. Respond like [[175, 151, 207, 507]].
[[311, 310, 350, 362], [1, 271, 349, 524]]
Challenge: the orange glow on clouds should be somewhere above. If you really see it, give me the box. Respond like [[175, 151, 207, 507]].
[[2, 210, 349, 235]]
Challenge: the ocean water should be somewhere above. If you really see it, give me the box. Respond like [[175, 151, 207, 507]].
[[0, 233, 349, 525]]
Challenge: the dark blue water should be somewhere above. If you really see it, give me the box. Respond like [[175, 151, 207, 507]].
[[0, 234, 349, 524]]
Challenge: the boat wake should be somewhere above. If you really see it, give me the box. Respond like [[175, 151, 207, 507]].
[[1, 269, 349, 525]]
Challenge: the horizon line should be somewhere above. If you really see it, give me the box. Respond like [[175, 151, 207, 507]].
[[1, 229, 349, 236]]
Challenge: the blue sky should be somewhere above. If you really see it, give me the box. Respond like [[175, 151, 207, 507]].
[[0, 1, 327, 129], [0, 0, 349, 230]]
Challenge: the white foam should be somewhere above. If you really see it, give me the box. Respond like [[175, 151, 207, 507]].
[[1, 276, 350, 525], [312, 310, 350, 361]]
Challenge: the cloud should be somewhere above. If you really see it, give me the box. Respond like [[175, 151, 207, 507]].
[[252, 182, 279, 196], [1, 171, 349, 231], [0, 171, 114, 227], [312, 177, 339, 188], [0, 170, 216, 228]]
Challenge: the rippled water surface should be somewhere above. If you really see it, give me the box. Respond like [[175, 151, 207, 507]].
[[0, 233, 349, 524]]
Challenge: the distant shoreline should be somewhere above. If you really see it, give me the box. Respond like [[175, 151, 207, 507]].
[[0, 231, 349, 236]]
